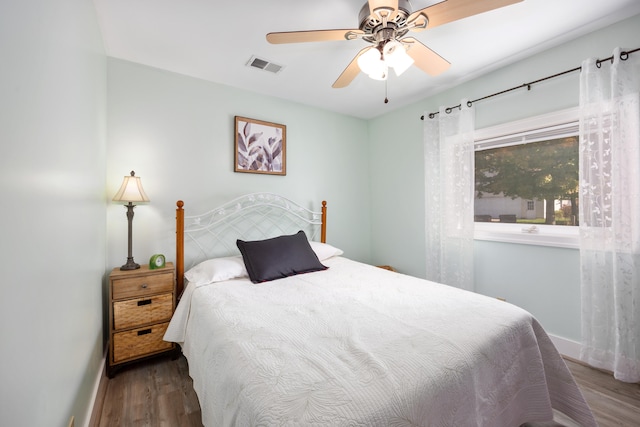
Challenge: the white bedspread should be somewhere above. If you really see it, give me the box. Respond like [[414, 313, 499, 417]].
[[165, 257, 596, 427]]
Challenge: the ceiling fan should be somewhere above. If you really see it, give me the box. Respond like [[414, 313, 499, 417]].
[[266, 0, 523, 88]]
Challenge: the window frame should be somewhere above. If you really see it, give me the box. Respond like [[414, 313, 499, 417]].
[[473, 107, 580, 249]]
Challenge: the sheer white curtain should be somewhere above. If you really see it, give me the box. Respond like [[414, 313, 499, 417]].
[[424, 100, 475, 290], [579, 48, 640, 382]]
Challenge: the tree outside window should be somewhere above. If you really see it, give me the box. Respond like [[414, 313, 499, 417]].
[[474, 136, 579, 225]]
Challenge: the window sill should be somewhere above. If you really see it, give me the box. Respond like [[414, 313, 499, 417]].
[[474, 222, 579, 249]]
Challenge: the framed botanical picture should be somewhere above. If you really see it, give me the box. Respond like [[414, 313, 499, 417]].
[[234, 116, 286, 175]]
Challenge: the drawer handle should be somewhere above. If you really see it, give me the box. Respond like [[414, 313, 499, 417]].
[[137, 299, 152, 306], [141, 283, 148, 289], [137, 329, 152, 336]]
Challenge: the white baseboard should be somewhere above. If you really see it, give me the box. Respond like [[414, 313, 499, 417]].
[[84, 352, 107, 427], [549, 334, 582, 360]]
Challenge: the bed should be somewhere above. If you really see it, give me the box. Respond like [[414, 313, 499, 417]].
[[164, 193, 596, 427]]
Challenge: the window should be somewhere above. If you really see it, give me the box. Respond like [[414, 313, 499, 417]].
[[473, 108, 580, 248], [475, 136, 579, 225]]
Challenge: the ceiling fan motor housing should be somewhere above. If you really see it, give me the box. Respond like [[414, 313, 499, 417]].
[[358, 0, 412, 43]]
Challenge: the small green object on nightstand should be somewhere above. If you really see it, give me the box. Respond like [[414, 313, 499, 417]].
[[149, 254, 166, 269]]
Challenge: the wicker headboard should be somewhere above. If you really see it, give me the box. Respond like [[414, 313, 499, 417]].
[[175, 192, 327, 295]]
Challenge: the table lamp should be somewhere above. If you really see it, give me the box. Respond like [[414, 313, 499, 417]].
[[112, 171, 150, 270]]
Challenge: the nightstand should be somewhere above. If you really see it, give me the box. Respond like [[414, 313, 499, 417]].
[[107, 262, 176, 377]]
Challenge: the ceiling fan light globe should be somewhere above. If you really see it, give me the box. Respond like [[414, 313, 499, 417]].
[[357, 47, 383, 75], [383, 40, 402, 58], [384, 40, 414, 76], [391, 52, 414, 76], [365, 61, 388, 80], [368, 67, 388, 81]]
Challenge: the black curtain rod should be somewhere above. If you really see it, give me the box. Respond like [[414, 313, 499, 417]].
[[420, 47, 640, 120]]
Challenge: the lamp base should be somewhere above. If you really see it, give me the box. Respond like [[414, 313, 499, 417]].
[[120, 257, 140, 271]]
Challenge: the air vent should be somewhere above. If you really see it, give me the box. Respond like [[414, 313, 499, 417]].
[[246, 56, 284, 74]]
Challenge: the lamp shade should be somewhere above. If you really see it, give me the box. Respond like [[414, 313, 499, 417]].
[[112, 171, 150, 203]]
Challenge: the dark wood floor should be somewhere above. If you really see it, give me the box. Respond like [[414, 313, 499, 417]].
[[97, 355, 202, 427], [563, 358, 640, 426], [96, 354, 640, 427]]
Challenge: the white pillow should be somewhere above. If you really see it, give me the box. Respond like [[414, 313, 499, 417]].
[[309, 241, 344, 261], [184, 256, 248, 285]]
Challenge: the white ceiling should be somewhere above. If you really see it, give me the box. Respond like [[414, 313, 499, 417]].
[[93, 0, 640, 119]]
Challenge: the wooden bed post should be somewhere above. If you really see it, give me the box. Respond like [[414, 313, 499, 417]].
[[321, 200, 327, 243], [176, 200, 185, 297]]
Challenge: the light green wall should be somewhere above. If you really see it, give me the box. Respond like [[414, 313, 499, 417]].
[[0, 1, 107, 426], [474, 242, 581, 340], [369, 13, 640, 341], [106, 59, 372, 271]]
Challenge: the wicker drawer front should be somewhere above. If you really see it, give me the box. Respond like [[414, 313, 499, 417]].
[[112, 271, 174, 300], [113, 293, 173, 330], [112, 322, 172, 363]]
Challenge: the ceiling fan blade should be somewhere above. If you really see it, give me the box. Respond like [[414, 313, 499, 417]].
[[368, 0, 398, 16], [408, 0, 523, 32], [402, 37, 450, 76], [267, 29, 363, 44], [332, 48, 371, 88]]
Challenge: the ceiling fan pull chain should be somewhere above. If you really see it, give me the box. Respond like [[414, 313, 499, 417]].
[[384, 79, 389, 104]]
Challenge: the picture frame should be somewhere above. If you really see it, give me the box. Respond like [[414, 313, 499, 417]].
[[234, 116, 286, 175]]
